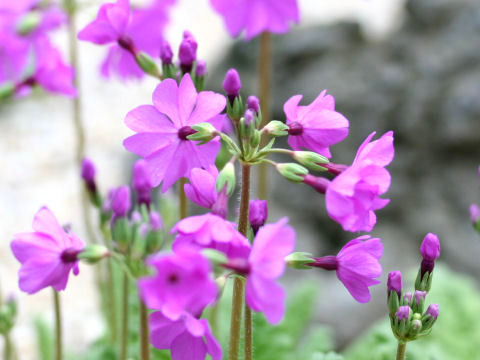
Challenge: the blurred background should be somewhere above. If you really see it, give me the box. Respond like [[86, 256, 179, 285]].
[[1, 0, 480, 358]]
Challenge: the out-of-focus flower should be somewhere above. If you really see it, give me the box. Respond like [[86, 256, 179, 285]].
[[11, 207, 85, 294], [285, 91, 349, 158], [248, 199, 268, 235], [123, 74, 226, 192], [210, 0, 299, 40], [132, 159, 153, 207], [325, 131, 394, 232]]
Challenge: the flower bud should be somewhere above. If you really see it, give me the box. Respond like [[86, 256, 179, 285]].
[[201, 248, 228, 266], [16, 11, 41, 35], [470, 204, 480, 227], [195, 60, 207, 77], [420, 233, 440, 277], [133, 160, 153, 208], [179, 33, 197, 73], [160, 40, 173, 65], [403, 292, 412, 305], [276, 163, 309, 183], [112, 186, 131, 218], [247, 95, 260, 113], [81, 158, 101, 206], [223, 68, 241, 104], [395, 305, 411, 321], [425, 304, 439, 320], [78, 244, 110, 264], [262, 120, 289, 137], [188, 122, 218, 144], [302, 174, 330, 194], [135, 52, 160, 78], [285, 252, 315, 270], [414, 290, 426, 304], [249, 200, 268, 235], [216, 162, 236, 196], [293, 151, 329, 172], [410, 319, 422, 334], [387, 271, 402, 298]]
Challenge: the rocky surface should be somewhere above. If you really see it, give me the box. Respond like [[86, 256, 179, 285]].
[[210, 0, 480, 347]]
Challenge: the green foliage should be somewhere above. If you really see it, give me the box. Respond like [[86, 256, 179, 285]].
[[345, 264, 480, 360]]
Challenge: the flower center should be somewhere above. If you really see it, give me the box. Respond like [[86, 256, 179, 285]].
[[177, 126, 197, 141], [287, 121, 303, 136], [60, 247, 81, 263], [167, 273, 179, 284]]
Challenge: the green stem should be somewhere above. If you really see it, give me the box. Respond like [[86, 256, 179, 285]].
[[257, 31, 272, 200], [179, 177, 188, 219], [396, 342, 406, 360], [139, 301, 150, 360], [101, 226, 118, 343], [244, 306, 253, 360], [228, 164, 251, 360], [120, 274, 129, 360], [3, 333, 12, 360], [53, 290, 62, 360]]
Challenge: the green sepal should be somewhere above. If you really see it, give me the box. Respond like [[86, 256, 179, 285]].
[[78, 244, 110, 264], [188, 122, 218, 144], [293, 151, 329, 172], [111, 218, 131, 254], [262, 120, 289, 137], [388, 290, 400, 316], [276, 163, 309, 182], [16, 11, 41, 35], [136, 52, 160, 78], [285, 252, 314, 270], [216, 162, 235, 195]]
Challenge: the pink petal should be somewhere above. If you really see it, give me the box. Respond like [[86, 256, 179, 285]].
[[186, 91, 226, 125], [125, 105, 176, 133], [246, 274, 285, 324], [171, 331, 207, 360], [283, 94, 302, 123], [123, 133, 176, 157], [32, 207, 67, 247], [149, 312, 185, 349], [152, 78, 181, 128], [178, 74, 198, 126]]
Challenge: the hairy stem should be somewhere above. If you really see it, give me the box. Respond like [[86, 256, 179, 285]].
[[139, 301, 150, 360], [179, 177, 188, 219], [244, 306, 253, 360], [228, 164, 251, 360], [396, 342, 406, 360], [120, 274, 129, 360], [53, 290, 62, 360], [257, 32, 271, 200]]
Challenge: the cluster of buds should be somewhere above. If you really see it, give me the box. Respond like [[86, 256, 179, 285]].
[[81, 158, 165, 272], [387, 233, 440, 343]]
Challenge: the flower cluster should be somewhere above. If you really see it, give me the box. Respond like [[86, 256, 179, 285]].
[[387, 234, 440, 343], [0, 0, 75, 98]]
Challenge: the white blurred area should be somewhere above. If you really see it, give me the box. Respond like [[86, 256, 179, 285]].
[[0, 0, 405, 358]]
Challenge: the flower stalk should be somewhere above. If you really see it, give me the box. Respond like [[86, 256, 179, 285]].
[[53, 290, 62, 360], [396, 342, 406, 360], [120, 274, 129, 360], [139, 301, 150, 360]]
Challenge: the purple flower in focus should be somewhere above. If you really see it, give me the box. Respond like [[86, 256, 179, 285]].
[[150, 311, 222, 360], [132, 159, 153, 207], [425, 304, 439, 319], [284, 91, 349, 158], [249, 199, 268, 235], [138, 249, 218, 320], [309, 236, 383, 303], [123, 74, 226, 192], [396, 305, 411, 320], [419, 233, 440, 276], [325, 131, 394, 232], [244, 218, 295, 324], [172, 213, 251, 259], [387, 271, 402, 297], [210, 0, 300, 40], [11, 207, 85, 294], [223, 68, 241, 99]]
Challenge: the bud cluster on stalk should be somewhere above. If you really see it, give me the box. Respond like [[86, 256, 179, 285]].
[[387, 233, 441, 343]]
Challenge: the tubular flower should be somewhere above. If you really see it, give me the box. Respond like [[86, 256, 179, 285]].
[[11, 207, 85, 294], [210, 0, 300, 40], [325, 131, 394, 232], [285, 91, 349, 158], [123, 74, 226, 192]]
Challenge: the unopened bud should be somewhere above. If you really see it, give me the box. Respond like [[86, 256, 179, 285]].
[[202, 248, 228, 266], [387, 271, 402, 298], [223, 69, 241, 100], [247, 95, 260, 113], [262, 120, 289, 137], [249, 200, 268, 235], [78, 244, 110, 264], [136, 52, 160, 78], [395, 305, 411, 321], [276, 163, 309, 183], [285, 252, 314, 270], [293, 151, 329, 172], [160, 40, 173, 65], [188, 122, 219, 144], [216, 162, 236, 196]]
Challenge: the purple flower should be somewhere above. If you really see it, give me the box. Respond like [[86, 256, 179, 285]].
[[132, 159, 153, 207], [387, 271, 402, 297], [425, 304, 439, 319], [247, 95, 260, 113], [111, 185, 131, 218], [414, 290, 426, 304], [325, 131, 394, 232], [150, 211, 163, 231], [249, 199, 268, 234], [195, 60, 207, 77], [150, 311, 222, 360], [138, 249, 218, 320], [81, 157, 96, 193], [123, 74, 226, 192], [403, 292, 412, 304], [223, 68, 241, 99], [309, 236, 383, 303], [10, 207, 85, 294], [284, 91, 349, 158], [210, 0, 300, 40], [160, 40, 173, 65], [396, 305, 411, 320], [244, 218, 295, 324], [172, 213, 251, 259], [470, 204, 480, 224], [179, 31, 197, 73], [420, 233, 440, 276]]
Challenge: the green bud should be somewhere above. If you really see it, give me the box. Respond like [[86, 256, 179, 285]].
[[145, 230, 164, 255], [285, 252, 314, 270], [188, 122, 218, 144], [251, 130, 261, 149], [16, 12, 41, 35], [409, 319, 422, 336], [201, 248, 228, 266], [227, 97, 244, 122], [216, 162, 236, 195], [112, 218, 131, 253], [388, 291, 400, 317], [262, 120, 289, 137], [0, 83, 15, 101], [293, 151, 329, 172], [276, 163, 309, 182], [78, 244, 110, 264], [136, 52, 160, 78], [131, 230, 146, 261]]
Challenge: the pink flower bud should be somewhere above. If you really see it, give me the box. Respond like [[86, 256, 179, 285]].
[[387, 271, 402, 296], [395, 305, 411, 320]]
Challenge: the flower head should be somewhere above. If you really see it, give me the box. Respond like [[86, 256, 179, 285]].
[[387, 271, 402, 297], [285, 91, 349, 158], [210, 0, 300, 40], [172, 213, 251, 259], [149, 311, 222, 360], [11, 207, 85, 294], [138, 249, 218, 320], [244, 218, 295, 324], [123, 74, 226, 192], [325, 131, 394, 232]]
